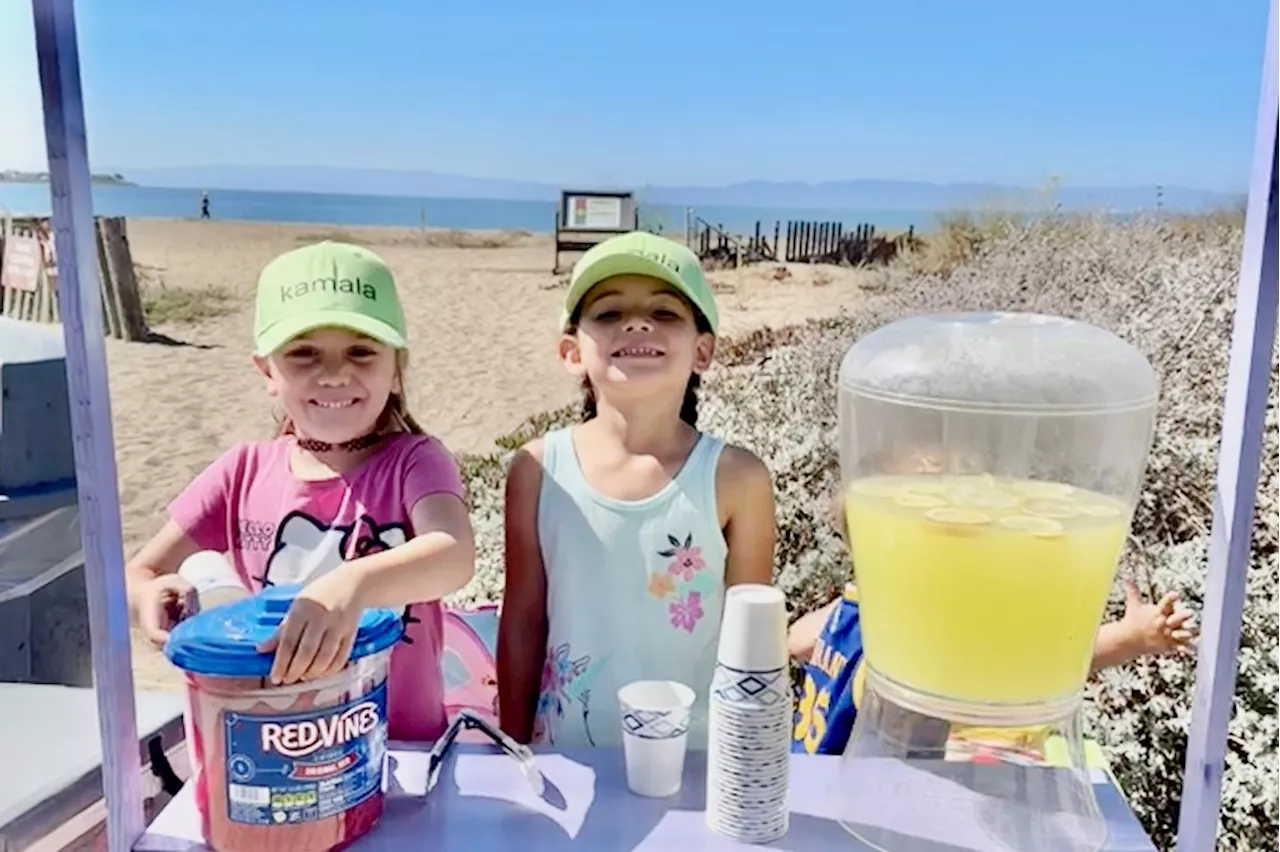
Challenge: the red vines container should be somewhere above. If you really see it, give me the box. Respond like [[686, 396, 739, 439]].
[[166, 585, 403, 852]]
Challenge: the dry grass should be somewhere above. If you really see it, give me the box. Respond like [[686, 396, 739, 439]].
[[293, 228, 535, 249], [899, 209, 1028, 276], [136, 266, 235, 326]]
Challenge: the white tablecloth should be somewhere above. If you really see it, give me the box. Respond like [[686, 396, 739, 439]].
[[137, 744, 1157, 851]]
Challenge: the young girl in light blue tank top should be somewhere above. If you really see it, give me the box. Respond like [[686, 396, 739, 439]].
[[497, 232, 778, 749]]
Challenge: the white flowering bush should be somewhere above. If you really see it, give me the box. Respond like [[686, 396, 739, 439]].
[[450, 212, 1276, 851]]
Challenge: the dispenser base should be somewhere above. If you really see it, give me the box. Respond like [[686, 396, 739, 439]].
[[836, 668, 1107, 852]]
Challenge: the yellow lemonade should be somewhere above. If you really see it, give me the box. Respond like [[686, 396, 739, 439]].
[[845, 474, 1130, 705]]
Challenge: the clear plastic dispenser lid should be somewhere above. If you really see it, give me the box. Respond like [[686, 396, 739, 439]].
[[838, 312, 1159, 414]]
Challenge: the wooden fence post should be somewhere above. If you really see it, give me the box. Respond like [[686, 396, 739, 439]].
[[94, 218, 123, 339], [98, 217, 147, 342]]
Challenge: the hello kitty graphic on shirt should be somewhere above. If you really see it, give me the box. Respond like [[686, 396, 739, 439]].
[[256, 510, 421, 637], [257, 511, 409, 588]]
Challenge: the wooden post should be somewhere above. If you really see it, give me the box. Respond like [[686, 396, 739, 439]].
[[94, 217, 123, 339], [1, 219, 12, 318], [1176, 0, 1278, 846], [100, 217, 148, 341], [552, 208, 560, 274], [31, 4, 145, 852]]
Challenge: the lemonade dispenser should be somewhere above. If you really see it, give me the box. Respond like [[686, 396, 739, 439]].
[[834, 312, 1158, 852]]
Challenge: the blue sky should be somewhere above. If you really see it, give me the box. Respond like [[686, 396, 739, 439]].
[[0, 0, 1270, 191]]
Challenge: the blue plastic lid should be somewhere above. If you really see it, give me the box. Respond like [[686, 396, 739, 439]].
[[164, 584, 405, 677]]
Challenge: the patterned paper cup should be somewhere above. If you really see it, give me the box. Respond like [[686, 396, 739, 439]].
[[618, 680, 697, 798]]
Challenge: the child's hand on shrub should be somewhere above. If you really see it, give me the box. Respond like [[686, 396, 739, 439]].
[[1092, 581, 1197, 672], [1118, 580, 1198, 657]]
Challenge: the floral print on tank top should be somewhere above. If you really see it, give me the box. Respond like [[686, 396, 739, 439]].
[[535, 531, 718, 745], [649, 532, 717, 632], [535, 643, 608, 746]]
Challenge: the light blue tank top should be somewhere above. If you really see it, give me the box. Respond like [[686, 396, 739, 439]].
[[534, 426, 728, 749]]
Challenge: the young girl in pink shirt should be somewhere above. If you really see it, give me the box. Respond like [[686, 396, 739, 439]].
[[125, 240, 475, 742]]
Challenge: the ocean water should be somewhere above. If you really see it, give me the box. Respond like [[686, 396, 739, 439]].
[[0, 183, 939, 236]]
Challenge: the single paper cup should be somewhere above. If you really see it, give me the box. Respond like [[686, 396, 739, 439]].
[[177, 551, 249, 612], [716, 584, 788, 672], [618, 680, 696, 798]]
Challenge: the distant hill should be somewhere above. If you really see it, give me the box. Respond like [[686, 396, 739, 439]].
[[121, 165, 557, 202], [115, 164, 1241, 213], [1, 169, 135, 186]]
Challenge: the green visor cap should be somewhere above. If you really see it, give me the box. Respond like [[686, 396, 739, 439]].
[[561, 231, 719, 333], [254, 241, 408, 355]]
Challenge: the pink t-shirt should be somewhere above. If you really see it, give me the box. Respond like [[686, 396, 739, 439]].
[[168, 433, 465, 742]]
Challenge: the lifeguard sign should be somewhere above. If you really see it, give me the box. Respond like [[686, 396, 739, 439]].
[[553, 189, 638, 273]]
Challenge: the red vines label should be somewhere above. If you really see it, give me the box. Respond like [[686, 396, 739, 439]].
[[259, 702, 380, 758]]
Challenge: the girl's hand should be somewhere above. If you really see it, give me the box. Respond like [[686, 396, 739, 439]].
[[259, 570, 365, 685], [135, 574, 197, 648], [1120, 581, 1198, 657]]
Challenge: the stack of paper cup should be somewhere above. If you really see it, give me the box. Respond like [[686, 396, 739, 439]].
[[706, 584, 792, 843]]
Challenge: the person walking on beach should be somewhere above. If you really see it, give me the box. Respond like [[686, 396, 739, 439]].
[[200, 191, 210, 219]]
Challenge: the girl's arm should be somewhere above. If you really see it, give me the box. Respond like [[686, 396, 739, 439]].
[[263, 493, 475, 685], [344, 494, 475, 609], [1091, 621, 1140, 673], [717, 445, 778, 587], [127, 520, 200, 585], [496, 440, 550, 744], [126, 520, 205, 645], [788, 596, 842, 661], [128, 443, 245, 643], [263, 438, 476, 684]]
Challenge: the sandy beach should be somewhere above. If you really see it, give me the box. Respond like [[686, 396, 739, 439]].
[[114, 218, 880, 689]]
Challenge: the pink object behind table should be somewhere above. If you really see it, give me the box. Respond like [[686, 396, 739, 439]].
[[441, 604, 501, 741]]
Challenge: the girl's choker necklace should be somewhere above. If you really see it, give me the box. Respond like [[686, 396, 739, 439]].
[[295, 432, 385, 453]]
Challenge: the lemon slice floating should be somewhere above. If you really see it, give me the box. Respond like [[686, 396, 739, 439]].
[[1024, 499, 1080, 519], [894, 493, 948, 509], [924, 507, 993, 525], [949, 489, 1021, 510], [998, 515, 1065, 536], [902, 480, 948, 495], [1013, 480, 1076, 499], [1077, 502, 1123, 518], [849, 478, 901, 497], [948, 473, 998, 491]]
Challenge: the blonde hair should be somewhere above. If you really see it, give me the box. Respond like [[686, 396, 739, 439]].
[[273, 349, 425, 438]]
